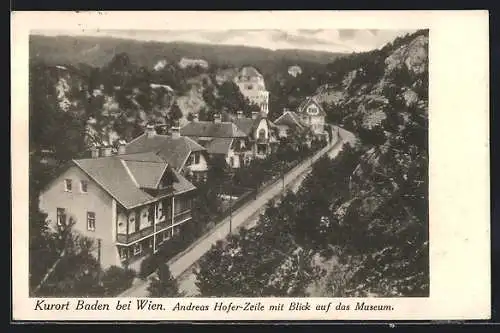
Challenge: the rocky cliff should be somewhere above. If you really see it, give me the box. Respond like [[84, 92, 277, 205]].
[[315, 30, 429, 296]]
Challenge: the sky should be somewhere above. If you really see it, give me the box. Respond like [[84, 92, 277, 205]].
[[34, 29, 417, 53]]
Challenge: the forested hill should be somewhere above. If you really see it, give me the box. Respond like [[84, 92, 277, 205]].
[[196, 29, 429, 297], [30, 35, 344, 72]]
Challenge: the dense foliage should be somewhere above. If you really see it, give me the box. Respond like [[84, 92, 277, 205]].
[[147, 264, 181, 297]]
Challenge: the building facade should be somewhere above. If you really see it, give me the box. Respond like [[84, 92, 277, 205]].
[[180, 113, 249, 169], [181, 111, 278, 169], [296, 97, 327, 135], [233, 111, 279, 160], [233, 67, 270, 115], [38, 123, 207, 271]]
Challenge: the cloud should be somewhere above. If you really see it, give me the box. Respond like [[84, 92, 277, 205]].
[[34, 29, 417, 53]]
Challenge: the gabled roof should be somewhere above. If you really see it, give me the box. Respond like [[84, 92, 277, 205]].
[[181, 121, 247, 138], [233, 118, 256, 135], [73, 151, 195, 210], [234, 115, 277, 136], [297, 97, 327, 116], [124, 134, 206, 172], [274, 111, 305, 130], [123, 160, 168, 189], [205, 138, 234, 155]]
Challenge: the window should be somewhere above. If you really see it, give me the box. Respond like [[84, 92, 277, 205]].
[[56, 208, 66, 226], [133, 243, 142, 256], [80, 180, 89, 193], [87, 212, 96, 231], [229, 156, 235, 167], [194, 152, 200, 164], [257, 144, 267, 155], [64, 179, 72, 192], [119, 248, 128, 261], [173, 226, 181, 236], [258, 129, 266, 140], [80, 180, 88, 193], [156, 202, 163, 222], [308, 106, 318, 115]]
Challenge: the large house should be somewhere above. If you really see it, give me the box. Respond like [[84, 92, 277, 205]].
[[38, 147, 197, 270], [180, 113, 248, 169], [232, 111, 279, 160], [233, 66, 270, 115], [125, 124, 209, 183], [181, 111, 278, 169], [275, 97, 329, 140]]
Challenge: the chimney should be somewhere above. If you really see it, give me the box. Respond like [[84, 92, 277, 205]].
[[283, 107, 289, 114], [100, 143, 112, 157], [213, 113, 221, 123], [145, 124, 156, 138], [90, 145, 100, 158], [117, 140, 127, 155], [251, 111, 259, 120], [171, 120, 181, 139], [192, 113, 199, 122], [237, 110, 244, 119]]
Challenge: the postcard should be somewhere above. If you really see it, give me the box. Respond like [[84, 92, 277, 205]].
[[11, 10, 490, 321]]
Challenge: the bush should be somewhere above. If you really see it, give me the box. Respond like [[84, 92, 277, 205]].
[[138, 230, 197, 280], [101, 266, 136, 296], [147, 264, 180, 297], [139, 255, 159, 280]]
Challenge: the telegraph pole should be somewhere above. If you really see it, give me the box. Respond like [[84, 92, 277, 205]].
[[97, 238, 102, 266], [229, 171, 234, 233], [282, 160, 285, 193]]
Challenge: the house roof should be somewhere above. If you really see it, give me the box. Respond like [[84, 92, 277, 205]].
[[123, 160, 168, 189], [233, 118, 255, 135], [205, 138, 234, 155], [297, 97, 327, 116], [181, 121, 247, 138], [73, 152, 195, 209], [234, 115, 278, 136], [239, 66, 263, 78], [124, 133, 206, 172], [274, 111, 305, 130]]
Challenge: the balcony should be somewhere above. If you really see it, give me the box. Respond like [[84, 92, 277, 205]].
[[155, 218, 172, 232], [174, 209, 192, 224], [116, 225, 154, 244]]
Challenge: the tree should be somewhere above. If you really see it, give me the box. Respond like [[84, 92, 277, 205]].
[[101, 266, 136, 296], [243, 102, 261, 118], [147, 264, 181, 297], [34, 223, 105, 297], [214, 81, 249, 114], [169, 102, 183, 123]]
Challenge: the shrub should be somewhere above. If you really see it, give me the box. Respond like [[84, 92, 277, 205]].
[[139, 255, 159, 280], [138, 231, 197, 280], [147, 264, 180, 297], [101, 266, 136, 296]]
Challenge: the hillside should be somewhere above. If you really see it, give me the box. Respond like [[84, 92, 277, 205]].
[[195, 29, 429, 297], [30, 35, 345, 73]]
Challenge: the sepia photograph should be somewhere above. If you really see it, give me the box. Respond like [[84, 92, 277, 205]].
[[28, 27, 429, 299], [12, 10, 489, 321]]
